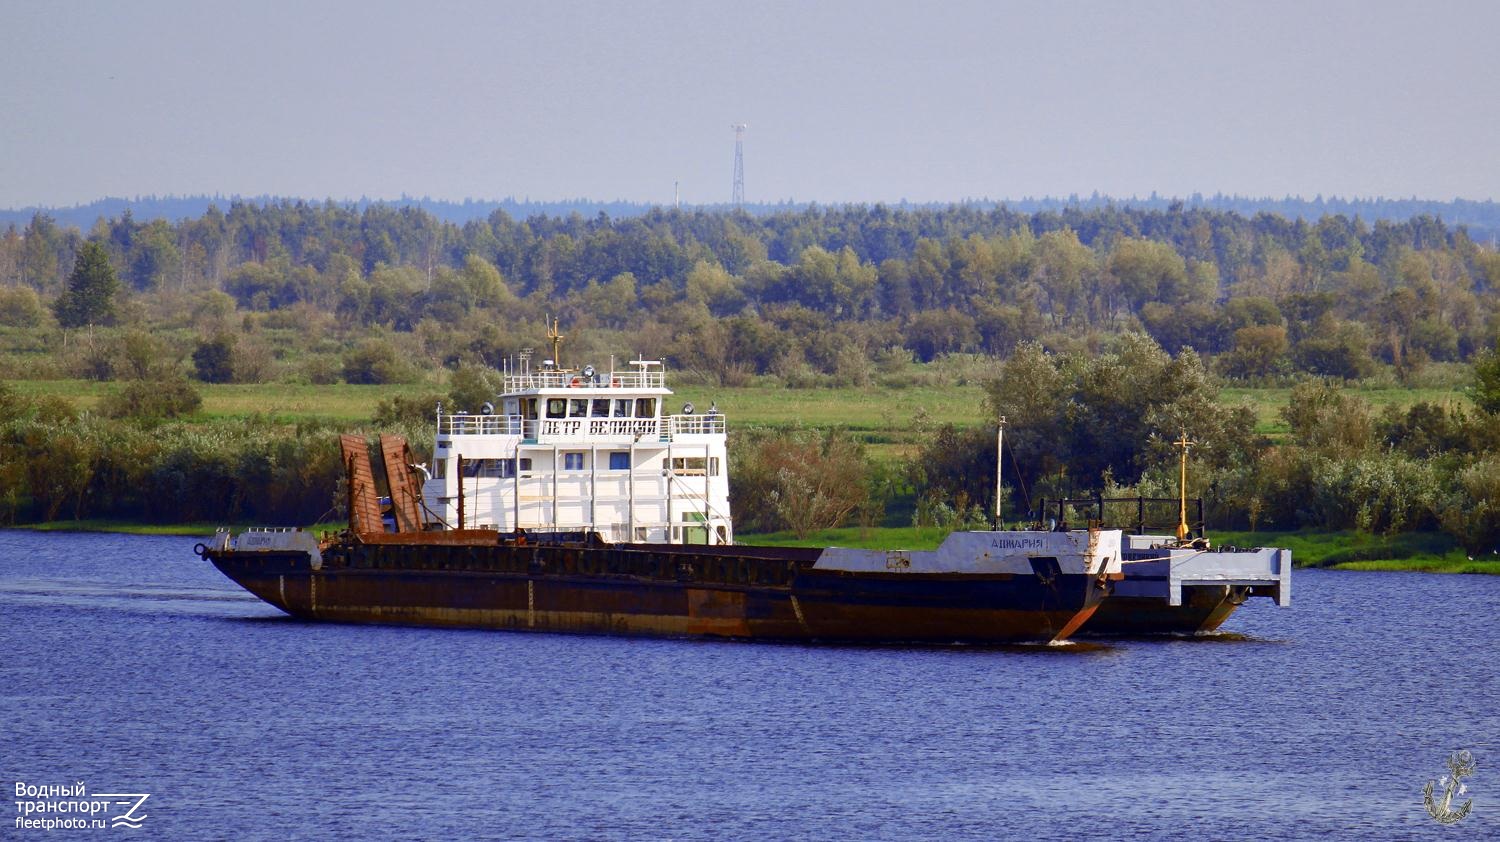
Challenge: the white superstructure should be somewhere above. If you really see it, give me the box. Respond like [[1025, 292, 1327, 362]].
[[421, 357, 733, 545]]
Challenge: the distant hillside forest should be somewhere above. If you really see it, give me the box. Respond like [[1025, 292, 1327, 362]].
[[2, 200, 1497, 388]]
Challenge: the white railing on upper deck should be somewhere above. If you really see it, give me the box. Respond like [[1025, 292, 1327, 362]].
[[503, 369, 666, 391], [436, 412, 725, 440], [439, 414, 525, 436], [667, 414, 725, 436]]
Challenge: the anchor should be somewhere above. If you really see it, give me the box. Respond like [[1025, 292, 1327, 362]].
[[1423, 750, 1475, 825]]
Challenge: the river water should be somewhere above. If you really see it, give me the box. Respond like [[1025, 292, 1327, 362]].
[[1, 531, 1495, 840]]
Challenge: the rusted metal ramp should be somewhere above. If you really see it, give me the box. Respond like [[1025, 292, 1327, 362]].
[[378, 434, 424, 533], [339, 434, 385, 537]]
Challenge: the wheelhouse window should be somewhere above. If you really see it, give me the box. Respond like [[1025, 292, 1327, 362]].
[[669, 457, 707, 475], [591, 399, 611, 417], [520, 398, 538, 420], [569, 399, 589, 418], [546, 398, 567, 419], [613, 399, 631, 418], [635, 397, 657, 418], [462, 458, 507, 478]]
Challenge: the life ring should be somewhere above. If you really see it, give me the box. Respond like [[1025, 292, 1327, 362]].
[[610, 377, 620, 387], [569, 376, 582, 387]]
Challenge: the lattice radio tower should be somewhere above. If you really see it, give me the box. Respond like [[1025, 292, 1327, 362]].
[[730, 123, 748, 209]]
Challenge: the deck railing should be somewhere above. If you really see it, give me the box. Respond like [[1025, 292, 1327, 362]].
[[667, 414, 725, 436], [439, 414, 525, 436], [502, 369, 666, 391], [437, 413, 724, 440]]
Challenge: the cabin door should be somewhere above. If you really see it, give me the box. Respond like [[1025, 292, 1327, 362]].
[[684, 512, 709, 545]]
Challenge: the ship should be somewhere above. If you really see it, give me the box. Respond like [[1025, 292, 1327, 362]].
[[1032, 497, 1291, 635], [201, 333, 1122, 643], [201, 330, 1287, 642]]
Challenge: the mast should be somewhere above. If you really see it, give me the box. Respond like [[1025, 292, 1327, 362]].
[[546, 316, 564, 369], [1175, 430, 1195, 542], [995, 415, 1007, 527]]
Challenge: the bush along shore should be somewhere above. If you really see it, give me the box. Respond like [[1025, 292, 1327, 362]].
[[6, 334, 1500, 576]]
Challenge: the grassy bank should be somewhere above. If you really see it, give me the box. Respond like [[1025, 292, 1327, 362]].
[[12, 519, 350, 537], [14, 519, 234, 536], [738, 526, 954, 550], [1212, 529, 1500, 574], [746, 525, 1500, 575], [14, 519, 1499, 574], [8, 378, 1472, 463]]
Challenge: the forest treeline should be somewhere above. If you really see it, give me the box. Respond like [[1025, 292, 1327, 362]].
[[2, 201, 1498, 388], [2, 201, 1500, 554], [6, 193, 1500, 239], [4, 340, 1499, 556]]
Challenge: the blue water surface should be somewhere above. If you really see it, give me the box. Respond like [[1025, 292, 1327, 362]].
[[1, 531, 1495, 840]]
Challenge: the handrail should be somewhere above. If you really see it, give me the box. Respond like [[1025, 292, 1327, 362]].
[[668, 414, 725, 436], [437, 413, 725, 440], [438, 414, 524, 436], [503, 370, 666, 391]]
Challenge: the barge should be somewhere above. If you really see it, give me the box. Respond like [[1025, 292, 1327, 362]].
[[203, 343, 1121, 643], [202, 334, 1287, 642]]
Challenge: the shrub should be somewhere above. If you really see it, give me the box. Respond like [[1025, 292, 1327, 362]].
[[730, 428, 872, 538], [372, 393, 445, 427], [342, 338, 415, 384], [0, 286, 50, 328], [192, 335, 236, 383], [447, 364, 503, 413], [99, 377, 202, 420]]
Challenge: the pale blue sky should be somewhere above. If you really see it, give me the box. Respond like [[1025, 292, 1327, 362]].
[[2, 0, 1497, 207]]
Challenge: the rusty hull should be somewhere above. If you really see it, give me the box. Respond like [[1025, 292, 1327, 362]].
[[1079, 585, 1245, 636], [206, 535, 1108, 644]]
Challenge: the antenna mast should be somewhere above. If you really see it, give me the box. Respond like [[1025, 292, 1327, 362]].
[[995, 415, 1007, 527], [1175, 430, 1195, 542], [546, 316, 564, 370], [730, 123, 747, 209]]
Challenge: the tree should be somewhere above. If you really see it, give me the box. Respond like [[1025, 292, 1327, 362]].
[[0, 286, 49, 327], [342, 337, 415, 384], [99, 376, 202, 420], [1473, 340, 1500, 415], [192, 335, 237, 383], [1221, 325, 1288, 379], [53, 241, 119, 327], [448, 364, 503, 413], [729, 429, 871, 538]]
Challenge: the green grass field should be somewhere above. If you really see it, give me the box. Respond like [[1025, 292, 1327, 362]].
[[15, 519, 237, 536], [1220, 385, 1470, 441], [10, 378, 1465, 460], [10, 377, 1495, 575], [1212, 528, 1499, 574], [745, 525, 1500, 575], [8, 380, 438, 422]]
